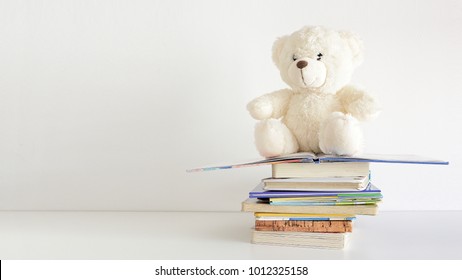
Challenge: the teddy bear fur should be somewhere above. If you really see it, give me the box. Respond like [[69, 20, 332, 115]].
[[247, 26, 380, 157]]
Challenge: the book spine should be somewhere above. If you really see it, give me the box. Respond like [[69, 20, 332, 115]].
[[255, 220, 352, 233]]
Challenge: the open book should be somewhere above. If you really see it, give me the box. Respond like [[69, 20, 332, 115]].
[[187, 152, 449, 172]]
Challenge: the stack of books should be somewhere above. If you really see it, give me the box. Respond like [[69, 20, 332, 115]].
[[188, 152, 448, 250], [242, 161, 380, 249]]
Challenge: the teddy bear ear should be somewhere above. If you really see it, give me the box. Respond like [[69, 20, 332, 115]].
[[272, 35, 289, 67], [339, 31, 364, 67]]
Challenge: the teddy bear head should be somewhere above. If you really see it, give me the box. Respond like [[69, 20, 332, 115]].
[[272, 26, 364, 93]]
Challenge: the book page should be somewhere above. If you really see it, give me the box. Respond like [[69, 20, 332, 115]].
[[187, 152, 316, 172]]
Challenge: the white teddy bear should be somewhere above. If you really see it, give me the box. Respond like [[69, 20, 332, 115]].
[[247, 26, 380, 157]]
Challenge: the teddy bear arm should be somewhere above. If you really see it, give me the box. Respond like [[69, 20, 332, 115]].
[[247, 89, 293, 120], [336, 85, 380, 121], [268, 89, 293, 118]]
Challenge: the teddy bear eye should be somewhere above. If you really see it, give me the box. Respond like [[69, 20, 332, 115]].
[[292, 55, 298, 61], [317, 53, 323, 61]]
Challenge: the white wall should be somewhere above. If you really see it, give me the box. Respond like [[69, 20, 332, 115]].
[[0, 0, 460, 211]]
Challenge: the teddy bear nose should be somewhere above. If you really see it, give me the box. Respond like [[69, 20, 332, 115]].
[[296, 60, 308, 69]]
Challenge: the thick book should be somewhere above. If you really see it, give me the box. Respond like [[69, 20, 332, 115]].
[[187, 152, 448, 172], [242, 198, 378, 215], [262, 176, 369, 191], [255, 220, 352, 233], [272, 161, 370, 178], [252, 230, 348, 249], [249, 183, 381, 199]]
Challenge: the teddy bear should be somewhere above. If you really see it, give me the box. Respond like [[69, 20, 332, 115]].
[[247, 26, 380, 157]]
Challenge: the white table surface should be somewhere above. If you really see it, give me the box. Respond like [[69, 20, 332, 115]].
[[1, 211, 461, 259]]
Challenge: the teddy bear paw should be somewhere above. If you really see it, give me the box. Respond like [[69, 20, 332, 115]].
[[247, 98, 273, 120], [255, 119, 299, 157], [319, 112, 363, 156], [347, 94, 381, 121]]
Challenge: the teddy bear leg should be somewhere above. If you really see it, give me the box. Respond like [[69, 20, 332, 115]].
[[254, 119, 299, 157], [319, 112, 363, 156]]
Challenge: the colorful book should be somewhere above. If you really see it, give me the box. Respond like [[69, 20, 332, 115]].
[[269, 194, 382, 203], [269, 199, 381, 206], [249, 183, 381, 199]]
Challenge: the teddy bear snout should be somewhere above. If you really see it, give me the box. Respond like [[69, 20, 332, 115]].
[[296, 60, 308, 69]]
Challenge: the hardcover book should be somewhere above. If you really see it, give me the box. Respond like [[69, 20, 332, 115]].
[[254, 212, 356, 221], [272, 161, 370, 178], [262, 176, 369, 191], [242, 198, 378, 215]]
